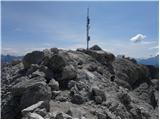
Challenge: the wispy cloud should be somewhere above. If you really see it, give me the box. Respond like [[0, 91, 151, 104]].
[[2, 48, 18, 55], [141, 41, 156, 45], [149, 45, 159, 50], [130, 34, 146, 43]]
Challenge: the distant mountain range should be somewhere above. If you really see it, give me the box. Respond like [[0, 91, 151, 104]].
[[137, 55, 159, 67], [1, 55, 23, 63]]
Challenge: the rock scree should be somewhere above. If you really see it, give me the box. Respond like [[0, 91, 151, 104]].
[[1, 45, 159, 119]]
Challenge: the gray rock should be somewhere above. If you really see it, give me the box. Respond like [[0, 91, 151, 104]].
[[21, 101, 45, 115], [31, 70, 45, 78], [52, 91, 61, 99], [97, 112, 106, 119], [48, 79, 59, 91], [43, 49, 53, 58], [91, 87, 106, 102], [50, 48, 59, 54], [115, 78, 132, 90], [133, 82, 157, 106], [1, 95, 21, 119], [113, 58, 150, 88], [47, 54, 66, 72], [117, 91, 131, 108], [55, 90, 70, 102], [151, 79, 159, 90], [104, 109, 117, 119], [20, 83, 51, 109], [44, 112, 56, 119], [61, 65, 77, 81], [12, 76, 47, 96], [67, 107, 83, 119], [55, 112, 72, 119], [90, 45, 102, 50], [80, 49, 115, 64], [26, 64, 40, 75], [71, 94, 85, 104], [39, 65, 54, 80], [34, 108, 47, 117], [68, 80, 76, 89], [84, 63, 97, 72], [23, 51, 44, 69], [56, 96, 68, 102], [95, 96, 103, 104]]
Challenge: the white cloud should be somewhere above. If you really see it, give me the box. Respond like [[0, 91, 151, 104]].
[[130, 34, 146, 43]]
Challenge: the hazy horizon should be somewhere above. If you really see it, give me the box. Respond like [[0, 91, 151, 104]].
[[1, 1, 159, 58]]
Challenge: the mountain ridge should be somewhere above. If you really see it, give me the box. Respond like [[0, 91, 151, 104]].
[[137, 55, 159, 67]]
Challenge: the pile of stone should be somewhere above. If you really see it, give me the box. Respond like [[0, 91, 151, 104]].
[[1, 45, 159, 119]]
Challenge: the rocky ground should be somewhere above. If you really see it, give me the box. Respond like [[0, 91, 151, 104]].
[[1, 45, 159, 119]]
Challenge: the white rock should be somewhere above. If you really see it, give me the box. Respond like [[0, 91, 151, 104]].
[[21, 101, 44, 115]]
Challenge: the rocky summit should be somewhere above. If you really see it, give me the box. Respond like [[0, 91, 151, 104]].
[[1, 45, 159, 119]]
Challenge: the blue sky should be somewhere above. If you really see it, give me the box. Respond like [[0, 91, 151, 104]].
[[1, 1, 159, 58]]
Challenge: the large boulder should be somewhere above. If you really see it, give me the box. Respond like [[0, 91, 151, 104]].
[[23, 51, 45, 69], [113, 58, 150, 88], [57, 65, 77, 89], [12, 76, 47, 96], [47, 54, 66, 72], [1, 95, 21, 119], [79, 49, 115, 64], [20, 83, 51, 109], [60, 65, 77, 81], [90, 45, 102, 50], [12, 76, 51, 110]]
